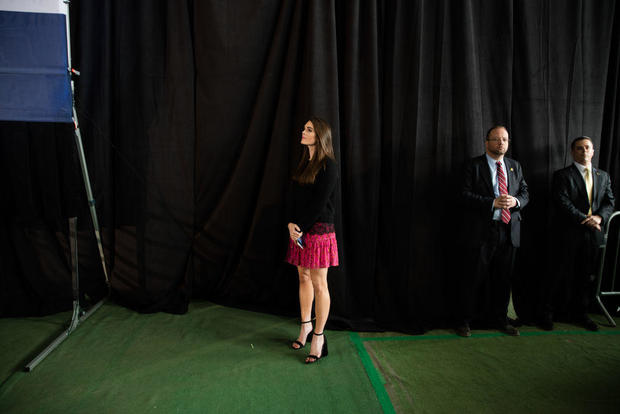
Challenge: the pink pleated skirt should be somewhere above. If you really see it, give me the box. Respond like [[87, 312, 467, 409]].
[[285, 222, 339, 269]]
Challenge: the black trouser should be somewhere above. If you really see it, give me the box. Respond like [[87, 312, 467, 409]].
[[544, 229, 598, 319], [460, 221, 515, 326]]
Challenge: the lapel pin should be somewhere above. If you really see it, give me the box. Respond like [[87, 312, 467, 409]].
[[510, 167, 514, 172]]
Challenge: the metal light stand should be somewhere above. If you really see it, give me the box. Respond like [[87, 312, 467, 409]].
[[25, 218, 106, 371], [63, 0, 109, 287], [595, 211, 620, 327], [70, 73, 110, 288], [24, 0, 110, 371]]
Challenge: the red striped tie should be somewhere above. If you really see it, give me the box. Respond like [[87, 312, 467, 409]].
[[496, 161, 511, 224]]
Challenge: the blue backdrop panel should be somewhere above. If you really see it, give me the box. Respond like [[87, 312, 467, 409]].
[[0, 10, 72, 123]]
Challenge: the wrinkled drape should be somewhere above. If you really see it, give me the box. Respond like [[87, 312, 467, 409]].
[[2, 1, 619, 331]]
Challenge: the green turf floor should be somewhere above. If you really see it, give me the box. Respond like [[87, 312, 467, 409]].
[[357, 324, 620, 413], [0, 302, 381, 413], [1, 302, 619, 413], [0, 309, 72, 385]]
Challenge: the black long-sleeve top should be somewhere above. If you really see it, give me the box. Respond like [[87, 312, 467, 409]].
[[287, 158, 338, 232]]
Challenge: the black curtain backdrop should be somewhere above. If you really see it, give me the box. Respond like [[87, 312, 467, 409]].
[[1, 1, 619, 332]]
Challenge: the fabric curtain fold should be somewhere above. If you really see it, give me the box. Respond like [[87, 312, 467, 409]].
[[1, 0, 618, 330]]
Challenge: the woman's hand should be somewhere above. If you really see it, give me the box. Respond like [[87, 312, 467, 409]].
[[288, 223, 303, 241]]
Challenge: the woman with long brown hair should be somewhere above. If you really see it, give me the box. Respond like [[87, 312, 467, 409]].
[[286, 116, 339, 364]]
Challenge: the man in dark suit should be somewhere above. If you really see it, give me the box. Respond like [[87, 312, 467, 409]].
[[543, 136, 615, 331], [456, 125, 529, 337]]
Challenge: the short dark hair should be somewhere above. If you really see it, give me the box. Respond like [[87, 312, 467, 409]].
[[486, 125, 508, 140], [570, 136, 593, 150]]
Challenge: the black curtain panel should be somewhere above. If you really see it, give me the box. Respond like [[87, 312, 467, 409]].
[[1, 1, 619, 331]]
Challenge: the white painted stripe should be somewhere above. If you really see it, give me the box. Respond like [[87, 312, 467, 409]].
[[0, 0, 66, 14]]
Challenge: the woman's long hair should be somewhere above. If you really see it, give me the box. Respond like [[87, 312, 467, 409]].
[[293, 117, 335, 184]]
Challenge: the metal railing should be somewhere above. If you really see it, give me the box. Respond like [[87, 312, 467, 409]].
[[595, 211, 620, 327]]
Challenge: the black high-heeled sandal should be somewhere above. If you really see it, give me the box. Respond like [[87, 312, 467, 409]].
[[291, 320, 313, 350], [305, 332, 328, 363]]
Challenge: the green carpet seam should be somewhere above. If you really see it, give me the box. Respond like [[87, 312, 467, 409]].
[[359, 329, 620, 342], [349, 332, 396, 414]]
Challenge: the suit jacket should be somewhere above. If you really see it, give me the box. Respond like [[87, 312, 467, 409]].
[[460, 154, 529, 248], [552, 164, 615, 246]]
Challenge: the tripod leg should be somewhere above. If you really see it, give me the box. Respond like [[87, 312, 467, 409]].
[[25, 218, 82, 371]]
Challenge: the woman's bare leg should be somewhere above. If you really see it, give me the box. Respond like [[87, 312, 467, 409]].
[[292, 266, 314, 349], [306, 267, 329, 360]]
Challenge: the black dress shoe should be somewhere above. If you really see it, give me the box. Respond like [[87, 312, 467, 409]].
[[456, 323, 471, 337], [498, 324, 520, 336], [582, 317, 599, 332]]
